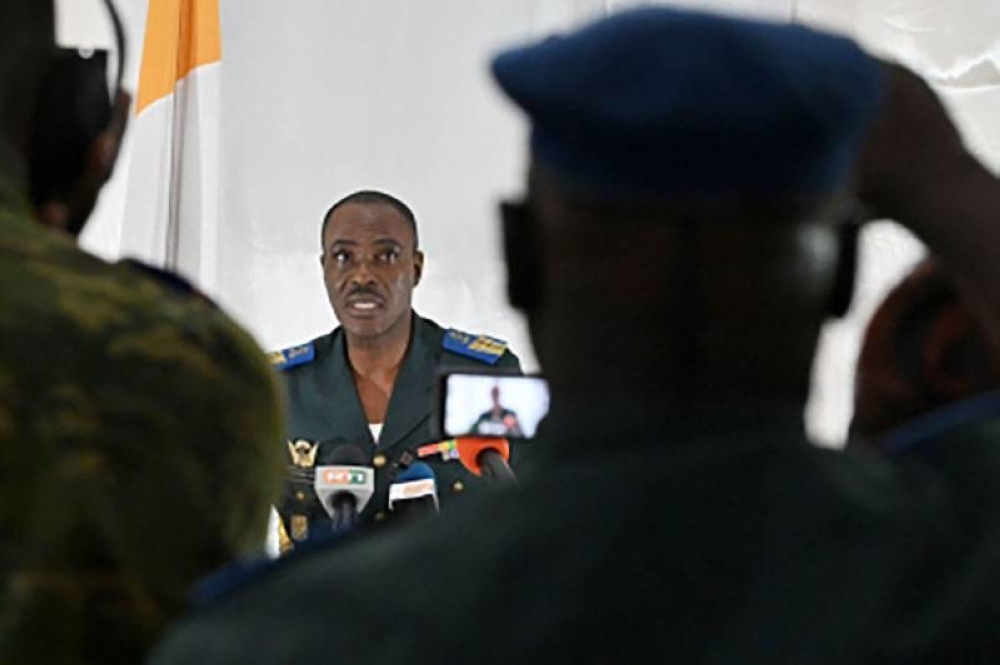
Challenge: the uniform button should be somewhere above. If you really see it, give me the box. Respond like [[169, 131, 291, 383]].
[[295, 491, 306, 501], [373, 454, 387, 468], [375, 512, 387, 522], [452, 480, 465, 493]]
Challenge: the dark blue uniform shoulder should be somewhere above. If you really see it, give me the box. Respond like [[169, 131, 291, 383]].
[[442, 328, 518, 368]]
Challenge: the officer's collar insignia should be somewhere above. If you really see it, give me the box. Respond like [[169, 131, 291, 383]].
[[269, 342, 316, 371], [287, 439, 319, 468], [443, 329, 507, 365]]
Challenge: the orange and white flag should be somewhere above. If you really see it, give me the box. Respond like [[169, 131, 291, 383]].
[[122, 0, 222, 292]]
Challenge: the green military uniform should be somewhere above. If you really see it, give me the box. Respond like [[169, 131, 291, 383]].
[[271, 313, 520, 545], [0, 179, 284, 664]]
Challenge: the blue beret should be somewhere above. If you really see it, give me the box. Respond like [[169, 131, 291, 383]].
[[491, 8, 885, 198]]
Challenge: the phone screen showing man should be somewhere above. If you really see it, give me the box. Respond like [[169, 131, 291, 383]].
[[443, 374, 550, 439]]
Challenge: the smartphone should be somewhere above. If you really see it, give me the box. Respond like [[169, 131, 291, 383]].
[[436, 371, 550, 440]]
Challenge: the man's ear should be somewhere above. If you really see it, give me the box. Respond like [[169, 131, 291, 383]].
[[413, 249, 425, 286], [500, 200, 542, 313]]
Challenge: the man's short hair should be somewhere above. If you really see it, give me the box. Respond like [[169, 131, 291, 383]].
[[320, 190, 419, 250]]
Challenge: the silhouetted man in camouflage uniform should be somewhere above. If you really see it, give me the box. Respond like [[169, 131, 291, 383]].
[[0, 2, 284, 663]]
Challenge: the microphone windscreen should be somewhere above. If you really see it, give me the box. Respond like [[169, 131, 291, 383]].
[[457, 438, 511, 475], [389, 461, 439, 513], [325, 443, 368, 466], [397, 461, 435, 483]]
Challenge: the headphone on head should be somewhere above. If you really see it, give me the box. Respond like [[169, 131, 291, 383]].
[[28, 0, 126, 234]]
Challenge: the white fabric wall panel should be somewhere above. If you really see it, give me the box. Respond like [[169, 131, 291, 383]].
[[71, 1, 999, 445], [213, 0, 615, 361], [610, 0, 793, 20]]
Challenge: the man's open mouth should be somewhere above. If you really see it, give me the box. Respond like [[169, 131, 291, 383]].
[[344, 295, 385, 313]]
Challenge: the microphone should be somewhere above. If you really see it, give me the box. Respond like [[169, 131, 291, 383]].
[[314, 444, 374, 532], [417, 438, 516, 483], [388, 462, 439, 521]]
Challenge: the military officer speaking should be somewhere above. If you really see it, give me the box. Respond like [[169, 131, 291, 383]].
[[271, 190, 520, 548]]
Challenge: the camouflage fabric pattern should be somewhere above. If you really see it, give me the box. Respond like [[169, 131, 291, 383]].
[[0, 179, 285, 663]]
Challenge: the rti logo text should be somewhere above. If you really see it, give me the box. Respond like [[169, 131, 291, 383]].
[[320, 469, 369, 485]]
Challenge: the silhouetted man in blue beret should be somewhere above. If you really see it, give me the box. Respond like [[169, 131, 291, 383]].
[[152, 8, 1000, 663]]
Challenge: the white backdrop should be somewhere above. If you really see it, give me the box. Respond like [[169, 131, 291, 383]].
[[66, 0, 1000, 445]]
